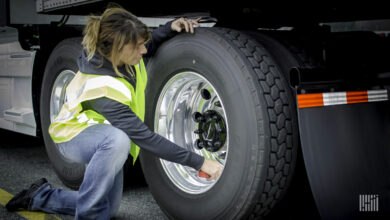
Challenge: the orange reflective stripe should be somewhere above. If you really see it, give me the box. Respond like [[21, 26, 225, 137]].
[[346, 91, 368, 104], [297, 93, 324, 108]]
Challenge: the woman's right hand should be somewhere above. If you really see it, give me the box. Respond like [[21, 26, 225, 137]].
[[200, 159, 223, 180]]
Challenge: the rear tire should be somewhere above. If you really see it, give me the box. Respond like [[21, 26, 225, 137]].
[[140, 28, 299, 219], [247, 31, 321, 219]]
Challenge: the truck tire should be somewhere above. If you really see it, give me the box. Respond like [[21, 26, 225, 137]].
[[140, 27, 298, 219], [40, 38, 85, 189], [245, 31, 320, 218]]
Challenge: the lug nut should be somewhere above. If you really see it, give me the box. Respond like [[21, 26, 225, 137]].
[[214, 141, 222, 148], [203, 110, 212, 117], [192, 112, 204, 123], [201, 89, 211, 100], [206, 141, 214, 148], [195, 139, 205, 149]]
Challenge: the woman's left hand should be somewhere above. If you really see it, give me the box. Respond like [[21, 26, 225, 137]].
[[171, 17, 202, 34]]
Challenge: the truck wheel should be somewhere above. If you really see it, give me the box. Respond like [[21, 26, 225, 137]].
[[40, 38, 84, 189], [140, 28, 298, 219]]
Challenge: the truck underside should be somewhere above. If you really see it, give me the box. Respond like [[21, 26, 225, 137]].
[[33, 1, 390, 26]]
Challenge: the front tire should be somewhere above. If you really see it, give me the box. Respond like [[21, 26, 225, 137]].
[[140, 28, 298, 219]]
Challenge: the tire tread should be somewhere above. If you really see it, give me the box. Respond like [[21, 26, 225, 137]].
[[211, 28, 296, 218]]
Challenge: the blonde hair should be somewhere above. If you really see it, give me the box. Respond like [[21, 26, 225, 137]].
[[82, 6, 151, 78]]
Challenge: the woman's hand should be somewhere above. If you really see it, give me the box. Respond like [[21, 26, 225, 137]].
[[200, 159, 223, 180], [171, 17, 202, 34]]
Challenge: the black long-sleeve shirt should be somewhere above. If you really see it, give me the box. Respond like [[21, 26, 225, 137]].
[[77, 21, 204, 170]]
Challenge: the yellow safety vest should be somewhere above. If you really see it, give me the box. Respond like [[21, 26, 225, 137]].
[[49, 59, 147, 164]]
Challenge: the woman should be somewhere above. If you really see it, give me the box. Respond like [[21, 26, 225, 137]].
[[6, 6, 222, 219]]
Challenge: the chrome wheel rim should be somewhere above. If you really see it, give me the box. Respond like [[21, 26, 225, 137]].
[[50, 70, 75, 122], [155, 71, 228, 194]]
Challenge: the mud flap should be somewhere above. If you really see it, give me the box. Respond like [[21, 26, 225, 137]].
[[297, 90, 390, 219]]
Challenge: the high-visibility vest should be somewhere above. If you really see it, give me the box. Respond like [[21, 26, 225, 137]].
[[49, 59, 147, 164]]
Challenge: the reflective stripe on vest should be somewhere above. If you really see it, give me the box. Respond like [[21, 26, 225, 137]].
[[49, 59, 147, 164]]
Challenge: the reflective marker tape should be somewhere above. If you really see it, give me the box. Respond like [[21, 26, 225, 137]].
[[297, 89, 388, 108], [297, 93, 324, 108], [368, 90, 388, 102], [346, 91, 368, 104], [323, 92, 347, 106]]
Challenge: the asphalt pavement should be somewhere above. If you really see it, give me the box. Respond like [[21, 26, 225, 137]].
[[0, 127, 323, 220], [0, 128, 167, 220]]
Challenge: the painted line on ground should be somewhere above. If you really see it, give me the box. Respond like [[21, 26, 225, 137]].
[[0, 187, 62, 220]]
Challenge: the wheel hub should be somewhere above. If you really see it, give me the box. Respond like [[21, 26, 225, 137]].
[[155, 71, 228, 194], [193, 110, 227, 152]]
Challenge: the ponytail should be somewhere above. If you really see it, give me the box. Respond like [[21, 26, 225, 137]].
[[82, 15, 100, 61]]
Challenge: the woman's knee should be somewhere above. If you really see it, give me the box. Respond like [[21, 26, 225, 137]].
[[102, 126, 131, 155]]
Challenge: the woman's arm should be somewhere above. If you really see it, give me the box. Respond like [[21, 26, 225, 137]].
[[83, 97, 204, 170], [144, 21, 176, 60], [144, 17, 201, 62]]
